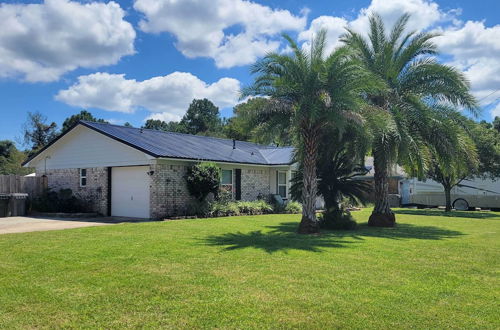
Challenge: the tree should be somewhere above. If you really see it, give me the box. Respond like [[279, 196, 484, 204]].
[[23, 112, 58, 154], [291, 128, 372, 228], [493, 116, 500, 133], [426, 114, 479, 211], [0, 140, 32, 175], [225, 97, 292, 145], [181, 99, 222, 135], [244, 30, 379, 234], [124, 122, 133, 127], [469, 119, 500, 179], [184, 162, 221, 202], [142, 119, 185, 132], [342, 13, 478, 226], [61, 110, 107, 132]]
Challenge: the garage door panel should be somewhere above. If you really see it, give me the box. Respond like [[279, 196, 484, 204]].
[[111, 166, 150, 218]]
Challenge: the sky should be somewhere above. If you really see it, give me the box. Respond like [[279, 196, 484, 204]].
[[1, 0, 500, 145]]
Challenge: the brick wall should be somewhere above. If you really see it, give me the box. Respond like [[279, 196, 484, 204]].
[[149, 163, 194, 219], [41, 163, 276, 219], [241, 167, 271, 201], [40, 167, 108, 215]]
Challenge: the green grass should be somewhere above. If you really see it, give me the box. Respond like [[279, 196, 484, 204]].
[[0, 209, 499, 329]]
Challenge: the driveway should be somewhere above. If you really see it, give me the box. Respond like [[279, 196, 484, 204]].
[[0, 216, 145, 235]]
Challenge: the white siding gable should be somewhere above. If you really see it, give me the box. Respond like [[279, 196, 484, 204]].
[[28, 125, 153, 171]]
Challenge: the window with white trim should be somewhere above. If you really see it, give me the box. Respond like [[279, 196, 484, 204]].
[[79, 168, 87, 187], [277, 171, 287, 198], [221, 169, 233, 194]]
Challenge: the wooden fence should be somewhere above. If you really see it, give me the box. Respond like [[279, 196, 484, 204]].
[[0, 175, 47, 198]]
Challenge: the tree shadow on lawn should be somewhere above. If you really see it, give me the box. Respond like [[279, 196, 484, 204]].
[[394, 209, 500, 219], [203, 221, 464, 254]]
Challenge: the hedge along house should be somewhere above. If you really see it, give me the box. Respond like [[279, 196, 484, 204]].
[[23, 121, 295, 219]]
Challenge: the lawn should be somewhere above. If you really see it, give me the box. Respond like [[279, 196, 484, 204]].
[[0, 209, 499, 329]]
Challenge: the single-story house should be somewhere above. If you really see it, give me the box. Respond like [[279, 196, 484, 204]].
[[23, 121, 295, 219]]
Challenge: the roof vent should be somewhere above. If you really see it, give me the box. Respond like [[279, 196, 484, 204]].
[[232, 139, 236, 149], [140, 128, 143, 133]]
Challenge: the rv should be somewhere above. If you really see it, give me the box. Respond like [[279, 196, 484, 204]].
[[400, 177, 500, 211]]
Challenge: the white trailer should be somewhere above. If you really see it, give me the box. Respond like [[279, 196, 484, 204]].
[[400, 177, 500, 211]]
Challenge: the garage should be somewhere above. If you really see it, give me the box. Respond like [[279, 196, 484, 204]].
[[111, 166, 150, 219]]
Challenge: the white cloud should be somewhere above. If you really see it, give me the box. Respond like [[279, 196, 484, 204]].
[[133, 0, 306, 68], [299, 0, 500, 119], [299, 0, 449, 56], [56, 72, 241, 120], [298, 16, 348, 55], [434, 21, 500, 109], [0, 0, 135, 82], [145, 112, 183, 123], [350, 0, 444, 34]]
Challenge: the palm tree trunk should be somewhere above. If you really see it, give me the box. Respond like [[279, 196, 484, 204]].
[[297, 128, 320, 234], [368, 153, 396, 227], [444, 185, 452, 212]]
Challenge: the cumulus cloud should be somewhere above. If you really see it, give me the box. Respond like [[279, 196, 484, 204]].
[[56, 72, 241, 120], [0, 0, 135, 82], [299, 0, 449, 55], [299, 0, 500, 119], [434, 21, 500, 112], [133, 0, 306, 68]]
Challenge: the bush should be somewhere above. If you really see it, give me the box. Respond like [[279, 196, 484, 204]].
[[185, 162, 220, 202], [209, 200, 273, 217], [284, 201, 302, 214], [187, 199, 211, 217], [32, 188, 88, 213], [210, 201, 240, 217], [320, 209, 357, 230]]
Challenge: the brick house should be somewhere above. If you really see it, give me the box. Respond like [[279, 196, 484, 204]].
[[23, 121, 295, 219]]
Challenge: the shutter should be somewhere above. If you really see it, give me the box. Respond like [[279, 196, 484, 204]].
[[235, 169, 242, 200], [276, 170, 279, 195]]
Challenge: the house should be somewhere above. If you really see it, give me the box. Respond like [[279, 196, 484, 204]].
[[23, 121, 295, 219]]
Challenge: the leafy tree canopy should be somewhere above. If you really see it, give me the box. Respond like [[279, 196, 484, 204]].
[[142, 119, 185, 132], [61, 110, 107, 132], [180, 99, 222, 135], [0, 140, 32, 175], [184, 162, 221, 202], [493, 116, 500, 133], [469, 119, 500, 179], [225, 97, 293, 146]]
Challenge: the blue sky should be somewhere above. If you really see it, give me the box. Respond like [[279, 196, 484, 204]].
[[1, 0, 499, 146]]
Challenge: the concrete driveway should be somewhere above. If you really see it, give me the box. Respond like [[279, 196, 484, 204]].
[[0, 216, 145, 235]]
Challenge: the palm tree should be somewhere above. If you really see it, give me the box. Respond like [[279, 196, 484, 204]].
[[426, 108, 479, 211], [243, 30, 379, 234], [341, 13, 478, 226]]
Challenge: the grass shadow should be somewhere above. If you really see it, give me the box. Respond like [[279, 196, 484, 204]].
[[203, 220, 464, 253], [394, 209, 500, 219], [203, 230, 352, 253]]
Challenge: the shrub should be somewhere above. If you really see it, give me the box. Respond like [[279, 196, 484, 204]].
[[320, 209, 357, 230], [32, 188, 88, 213], [209, 200, 273, 217], [210, 201, 240, 217], [284, 201, 302, 214], [185, 162, 220, 202], [187, 199, 210, 217]]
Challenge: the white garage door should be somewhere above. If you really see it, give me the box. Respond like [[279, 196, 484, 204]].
[[111, 166, 150, 218]]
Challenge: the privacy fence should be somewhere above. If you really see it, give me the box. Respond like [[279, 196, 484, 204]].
[[0, 175, 47, 199]]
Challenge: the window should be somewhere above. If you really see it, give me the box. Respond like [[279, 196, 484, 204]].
[[277, 171, 287, 198], [79, 168, 87, 187], [221, 169, 233, 194]]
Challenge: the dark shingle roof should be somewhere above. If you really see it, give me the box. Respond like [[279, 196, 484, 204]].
[[81, 121, 294, 165]]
